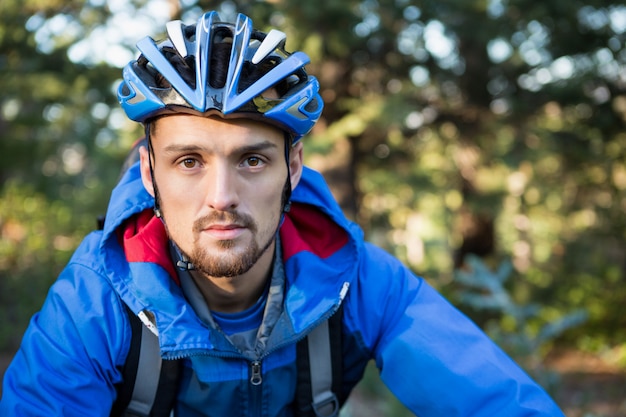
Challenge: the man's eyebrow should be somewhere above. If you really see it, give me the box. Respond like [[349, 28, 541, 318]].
[[162, 141, 279, 155], [236, 141, 279, 154], [162, 144, 207, 154]]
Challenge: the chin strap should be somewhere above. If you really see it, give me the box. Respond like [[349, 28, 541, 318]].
[[145, 122, 165, 220], [169, 241, 195, 271], [282, 132, 293, 214], [176, 260, 195, 271]]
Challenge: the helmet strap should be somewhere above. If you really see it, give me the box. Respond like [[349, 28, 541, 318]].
[[282, 133, 293, 214], [144, 122, 163, 219]]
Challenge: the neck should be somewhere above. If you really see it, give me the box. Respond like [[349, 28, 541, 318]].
[[189, 240, 276, 313]]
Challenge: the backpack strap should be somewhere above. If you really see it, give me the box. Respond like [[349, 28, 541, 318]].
[[112, 302, 343, 417], [110, 304, 181, 417], [110, 304, 142, 417], [295, 304, 344, 417]]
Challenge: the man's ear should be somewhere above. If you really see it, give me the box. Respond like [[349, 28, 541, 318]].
[[139, 145, 155, 197], [289, 141, 304, 190]]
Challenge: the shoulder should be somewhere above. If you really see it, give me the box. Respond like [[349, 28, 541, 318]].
[[341, 242, 425, 345], [48, 239, 132, 367], [1, 235, 132, 414], [355, 242, 424, 295], [32, 229, 134, 381]]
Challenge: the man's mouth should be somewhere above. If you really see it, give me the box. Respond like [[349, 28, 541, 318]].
[[203, 223, 246, 240], [193, 211, 255, 240]]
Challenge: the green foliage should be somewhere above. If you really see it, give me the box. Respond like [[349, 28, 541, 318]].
[[0, 0, 132, 350], [0, 181, 91, 347], [455, 255, 588, 392]]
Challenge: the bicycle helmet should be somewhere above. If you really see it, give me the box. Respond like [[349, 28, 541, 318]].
[[117, 11, 323, 143]]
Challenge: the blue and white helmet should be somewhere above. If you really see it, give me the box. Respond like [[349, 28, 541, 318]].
[[117, 11, 323, 143]]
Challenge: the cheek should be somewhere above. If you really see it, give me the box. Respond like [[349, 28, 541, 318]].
[[161, 203, 191, 233], [254, 177, 285, 206], [157, 184, 197, 225], [240, 181, 282, 226], [156, 172, 203, 205]]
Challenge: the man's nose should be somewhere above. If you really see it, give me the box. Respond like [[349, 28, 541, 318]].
[[205, 163, 239, 211]]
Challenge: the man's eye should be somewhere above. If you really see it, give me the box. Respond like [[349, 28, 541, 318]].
[[181, 158, 197, 169], [246, 157, 263, 167]]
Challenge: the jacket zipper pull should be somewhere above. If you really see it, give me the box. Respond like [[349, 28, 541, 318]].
[[250, 360, 262, 386]]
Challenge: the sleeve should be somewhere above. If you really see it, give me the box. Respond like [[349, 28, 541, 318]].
[[347, 243, 566, 417], [0, 256, 130, 417]]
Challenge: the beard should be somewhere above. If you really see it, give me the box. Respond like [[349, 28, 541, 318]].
[[164, 207, 278, 278], [155, 175, 289, 278]]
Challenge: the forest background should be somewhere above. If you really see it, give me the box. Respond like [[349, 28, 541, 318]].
[[1, 0, 626, 415]]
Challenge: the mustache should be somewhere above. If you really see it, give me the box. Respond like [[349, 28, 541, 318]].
[[192, 211, 256, 234]]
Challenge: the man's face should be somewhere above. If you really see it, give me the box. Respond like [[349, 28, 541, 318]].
[[140, 114, 302, 278]]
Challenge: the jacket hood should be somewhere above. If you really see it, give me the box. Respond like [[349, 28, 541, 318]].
[[100, 162, 361, 356]]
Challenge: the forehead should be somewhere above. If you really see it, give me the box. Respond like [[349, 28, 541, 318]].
[[150, 114, 285, 151]]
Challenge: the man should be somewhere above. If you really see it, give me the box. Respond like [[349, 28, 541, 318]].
[[1, 10, 565, 417]]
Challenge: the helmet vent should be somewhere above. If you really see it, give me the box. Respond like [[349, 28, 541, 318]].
[[252, 29, 287, 64], [166, 20, 188, 57]]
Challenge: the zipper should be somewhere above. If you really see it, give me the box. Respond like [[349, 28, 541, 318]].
[[249, 360, 264, 412], [244, 292, 347, 413], [250, 360, 263, 385]]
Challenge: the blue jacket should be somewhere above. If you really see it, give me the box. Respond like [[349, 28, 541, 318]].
[[1, 164, 565, 416]]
